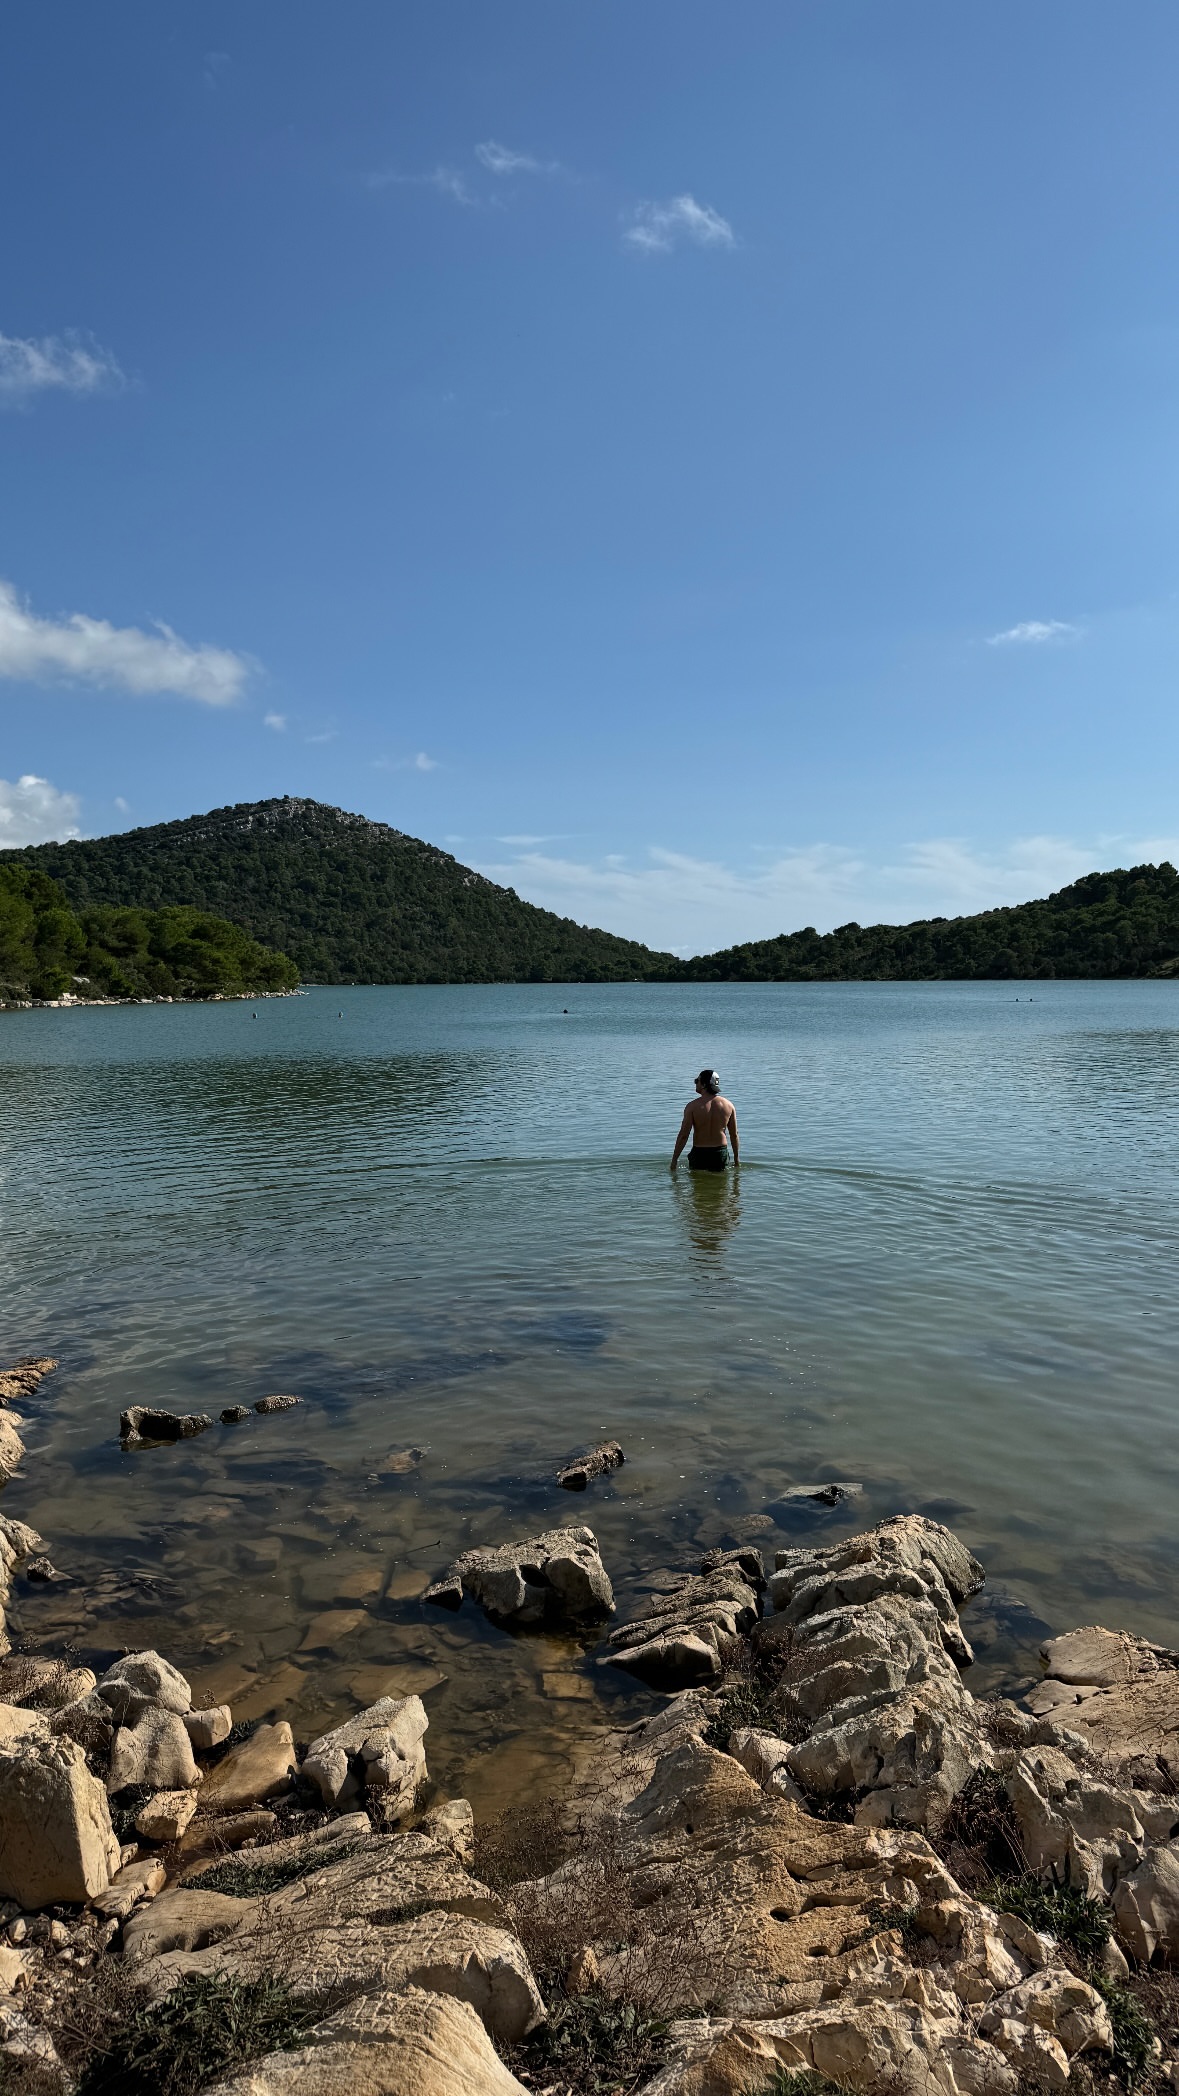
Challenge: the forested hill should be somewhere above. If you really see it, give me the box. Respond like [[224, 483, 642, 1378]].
[[6, 798, 672, 984], [678, 864, 1179, 980], [9, 802, 1179, 981]]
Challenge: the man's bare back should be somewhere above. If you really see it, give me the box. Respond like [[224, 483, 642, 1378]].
[[670, 1070, 739, 1172]]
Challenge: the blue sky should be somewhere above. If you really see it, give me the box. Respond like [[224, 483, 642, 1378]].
[[2, 3, 1178, 953]]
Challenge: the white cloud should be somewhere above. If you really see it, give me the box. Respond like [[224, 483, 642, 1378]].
[[474, 832, 1179, 954], [986, 619, 1079, 646], [114, 796, 130, 813], [475, 140, 558, 176], [373, 751, 438, 772], [367, 165, 477, 207], [0, 580, 250, 705], [264, 711, 286, 731], [413, 750, 437, 771], [622, 194, 736, 255], [0, 774, 82, 848], [0, 330, 125, 405]]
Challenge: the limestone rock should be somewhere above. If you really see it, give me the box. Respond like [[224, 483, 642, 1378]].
[[604, 1554, 762, 1689], [221, 1405, 251, 1423], [97, 1648, 193, 1720], [0, 1705, 50, 1749], [421, 1798, 475, 1864], [91, 1854, 168, 1921], [201, 1985, 531, 2096], [199, 1722, 297, 1810], [255, 1394, 302, 1414], [778, 1481, 863, 1505], [0, 1358, 57, 1407], [338, 1911, 544, 2042], [177, 1808, 278, 1860], [119, 1405, 213, 1447], [0, 1731, 120, 1907], [0, 1415, 25, 1487], [109, 1706, 202, 1792], [136, 1788, 200, 1842], [304, 1695, 427, 1812], [640, 2003, 1018, 2096], [0, 1518, 42, 1657], [1112, 1842, 1179, 1963], [727, 1728, 807, 1807], [185, 1703, 232, 1750], [123, 1886, 253, 1960], [124, 1830, 506, 1998], [557, 1440, 624, 1490], [425, 1526, 613, 1626], [980, 1970, 1113, 2071], [0, 1947, 28, 1994], [1035, 1623, 1179, 1786]]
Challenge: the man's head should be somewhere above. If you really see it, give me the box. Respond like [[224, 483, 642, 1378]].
[[696, 1069, 721, 1095]]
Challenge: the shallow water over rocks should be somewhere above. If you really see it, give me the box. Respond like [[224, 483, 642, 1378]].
[[2, 980, 1178, 1810]]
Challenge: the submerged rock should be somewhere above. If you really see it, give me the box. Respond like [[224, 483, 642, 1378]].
[[557, 1440, 624, 1490], [220, 1405, 250, 1423], [603, 1551, 763, 1689], [119, 1406, 213, 1448], [425, 1526, 614, 1626], [255, 1394, 302, 1415]]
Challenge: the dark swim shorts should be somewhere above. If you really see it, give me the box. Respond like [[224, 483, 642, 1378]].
[[688, 1146, 728, 1172]]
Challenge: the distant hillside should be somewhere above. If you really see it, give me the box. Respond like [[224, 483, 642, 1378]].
[[678, 864, 1179, 980], [8, 803, 1177, 984], [0, 863, 298, 1003], [6, 798, 672, 984]]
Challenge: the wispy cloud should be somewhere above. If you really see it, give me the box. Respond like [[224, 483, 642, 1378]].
[[366, 165, 478, 207], [0, 580, 251, 705], [305, 730, 337, 745], [475, 140, 559, 177], [114, 796, 130, 814], [373, 750, 438, 772], [622, 195, 736, 255], [0, 330, 125, 406], [986, 619, 1079, 646], [263, 711, 286, 731], [0, 774, 82, 848], [475, 832, 1179, 954]]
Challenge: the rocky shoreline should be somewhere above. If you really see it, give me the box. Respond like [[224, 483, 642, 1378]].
[[0, 989, 304, 1013], [1, 1380, 1179, 2091]]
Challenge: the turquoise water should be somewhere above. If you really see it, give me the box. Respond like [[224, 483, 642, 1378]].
[[2, 981, 1178, 1808]]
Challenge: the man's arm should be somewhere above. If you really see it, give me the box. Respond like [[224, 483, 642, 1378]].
[[670, 1106, 693, 1169], [728, 1104, 740, 1162]]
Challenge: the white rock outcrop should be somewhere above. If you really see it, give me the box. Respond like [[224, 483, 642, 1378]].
[[0, 1729, 120, 1907], [303, 1696, 427, 1814], [425, 1526, 613, 1625]]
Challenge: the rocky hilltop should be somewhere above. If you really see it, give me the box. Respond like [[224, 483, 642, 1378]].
[[1, 1392, 1179, 2096]]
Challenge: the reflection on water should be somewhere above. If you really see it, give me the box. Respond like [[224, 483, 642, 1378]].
[[2, 980, 1179, 1810], [672, 1164, 744, 1260]]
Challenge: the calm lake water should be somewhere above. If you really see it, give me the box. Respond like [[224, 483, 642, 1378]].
[[2, 980, 1178, 1810]]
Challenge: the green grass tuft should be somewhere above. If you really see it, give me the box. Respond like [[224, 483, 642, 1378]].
[[983, 1873, 1111, 1961]]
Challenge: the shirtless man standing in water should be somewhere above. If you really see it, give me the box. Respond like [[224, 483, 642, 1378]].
[[670, 1069, 739, 1172]]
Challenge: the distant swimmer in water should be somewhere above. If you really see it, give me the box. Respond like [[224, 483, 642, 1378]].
[[670, 1069, 739, 1173]]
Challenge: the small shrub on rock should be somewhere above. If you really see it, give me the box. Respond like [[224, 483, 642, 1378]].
[[503, 1988, 669, 2095], [74, 1973, 324, 2096], [985, 1873, 1111, 1963]]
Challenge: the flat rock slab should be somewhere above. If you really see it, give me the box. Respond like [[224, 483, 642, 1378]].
[[557, 1440, 624, 1490], [425, 1526, 614, 1626], [202, 1985, 531, 2096], [1036, 1625, 1179, 1783], [120, 1407, 213, 1448]]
